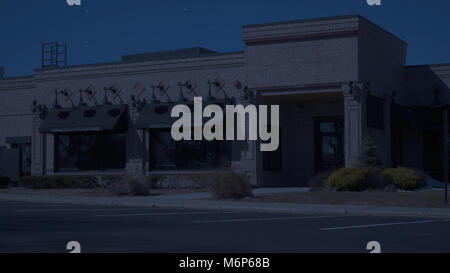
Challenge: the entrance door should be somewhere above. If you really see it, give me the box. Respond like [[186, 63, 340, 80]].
[[314, 116, 344, 173]]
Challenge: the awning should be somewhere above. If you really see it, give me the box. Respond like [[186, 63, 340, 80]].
[[39, 105, 127, 133], [391, 103, 421, 129], [135, 103, 179, 129], [6, 136, 31, 144], [136, 100, 231, 129]]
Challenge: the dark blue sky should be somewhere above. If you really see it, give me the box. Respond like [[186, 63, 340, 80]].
[[1, 0, 449, 77]]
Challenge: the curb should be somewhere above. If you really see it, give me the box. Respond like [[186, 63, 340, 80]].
[[1, 193, 450, 219]]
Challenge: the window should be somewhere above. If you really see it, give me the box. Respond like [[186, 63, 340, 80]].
[[55, 133, 126, 171], [314, 117, 344, 173], [11, 143, 31, 176], [263, 127, 282, 172], [367, 94, 384, 129], [149, 128, 231, 171]]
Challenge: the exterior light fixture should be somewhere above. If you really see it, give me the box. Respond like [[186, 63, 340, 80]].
[[153, 82, 172, 103], [103, 87, 112, 105], [206, 80, 216, 101], [177, 84, 188, 103], [212, 78, 230, 99], [52, 89, 62, 109], [78, 89, 88, 107]]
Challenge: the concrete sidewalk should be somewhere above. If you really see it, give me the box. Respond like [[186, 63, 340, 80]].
[[1, 189, 450, 219]]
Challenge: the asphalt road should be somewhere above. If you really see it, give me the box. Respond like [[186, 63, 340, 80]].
[[1, 200, 450, 253]]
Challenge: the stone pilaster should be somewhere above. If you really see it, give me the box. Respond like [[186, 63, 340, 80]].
[[125, 103, 144, 176], [343, 83, 368, 168], [31, 112, 44, 175], [230, 95, 258, 185]]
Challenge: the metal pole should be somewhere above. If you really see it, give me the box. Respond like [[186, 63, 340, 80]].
[[444, 107, 448, 205]]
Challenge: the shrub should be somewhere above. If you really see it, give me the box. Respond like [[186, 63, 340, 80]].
[[324, 168, 369, 191], [211, 171, 253, 199], [358, 135, 382, 169], [20, 176, 99, 189], [307, 171, 333, 188], [185, 174, 215, 189], [128, 177, 151, 196], [381, 167, 421, 190], [150, 174, 213, 189], [100, 175, 125, 188], [0, 176, 10, 189], [147, 175, 162, 189], [106, 176, 151, 196], [365, 170, 392, 190]]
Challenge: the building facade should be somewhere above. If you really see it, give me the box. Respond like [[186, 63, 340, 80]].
[[0, 15, 449, 186]]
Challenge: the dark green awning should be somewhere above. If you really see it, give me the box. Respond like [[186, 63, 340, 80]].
[[6, 136, 31, 144], [135, 103, 178, 129], [39, 105, 127, 133]]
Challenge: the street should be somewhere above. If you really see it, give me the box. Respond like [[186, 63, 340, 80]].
[[1, 200, 450, 253]]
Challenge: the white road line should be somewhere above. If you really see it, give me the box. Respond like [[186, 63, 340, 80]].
[[319, 219, 450, 231], [94, 211, 238, 217], [192, 215, 340, 223], [15, 208, 160, 212]]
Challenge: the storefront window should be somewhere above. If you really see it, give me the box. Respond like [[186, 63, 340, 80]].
[[55, 133, 126, 171], [11, 143, 31, 176], [149, 129, 231, 171]]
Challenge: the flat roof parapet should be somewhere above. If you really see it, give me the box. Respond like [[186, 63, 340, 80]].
[[242, 15, 406, 46], [121, 47, 217, 63]]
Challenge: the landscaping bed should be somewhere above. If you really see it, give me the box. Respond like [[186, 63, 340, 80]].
[[0, 187, 208, 197], [248, 190, 449, 208]]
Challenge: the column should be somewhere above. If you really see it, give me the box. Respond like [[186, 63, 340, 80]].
[[125, 103, 144, 176], [230, 95, 258, 185], [343, 83, 367, 168], [31, 111, 44, 175]]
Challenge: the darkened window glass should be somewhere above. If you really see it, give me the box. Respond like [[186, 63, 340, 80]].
[[149, 129, 231, 171], [55, 134, 79, 170], [55, 133, 126, 171], [103, 134, 126, 170], [314, 117, 344, 173], [78, 134, 102, 170], [320, 122, 335, 133], [367, 94, 384, 129], [149, 130, 177, 170], [263, 127, 282, 172], [11, 143, 32, 176]]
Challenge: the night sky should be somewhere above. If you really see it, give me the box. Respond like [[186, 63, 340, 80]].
[[1, 0, 449, 77]]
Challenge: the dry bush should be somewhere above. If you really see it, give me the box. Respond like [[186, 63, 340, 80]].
[[106, 176, 151, 196], [211, 171, 253, 200]]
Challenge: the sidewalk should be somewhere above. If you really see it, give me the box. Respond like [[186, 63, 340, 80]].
[[1, 189, 450, 219]]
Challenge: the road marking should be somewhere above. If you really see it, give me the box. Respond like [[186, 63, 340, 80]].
[[192, 215, 341, 223], [320, 219, 450, 231], [94, 211, 238, 217], [15, 208, 163, 213]]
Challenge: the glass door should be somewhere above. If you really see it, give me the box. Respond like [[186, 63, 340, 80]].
[[314, 116, 344, 173]]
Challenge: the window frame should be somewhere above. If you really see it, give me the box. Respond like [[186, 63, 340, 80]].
[[54, 131, 126, 172]]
